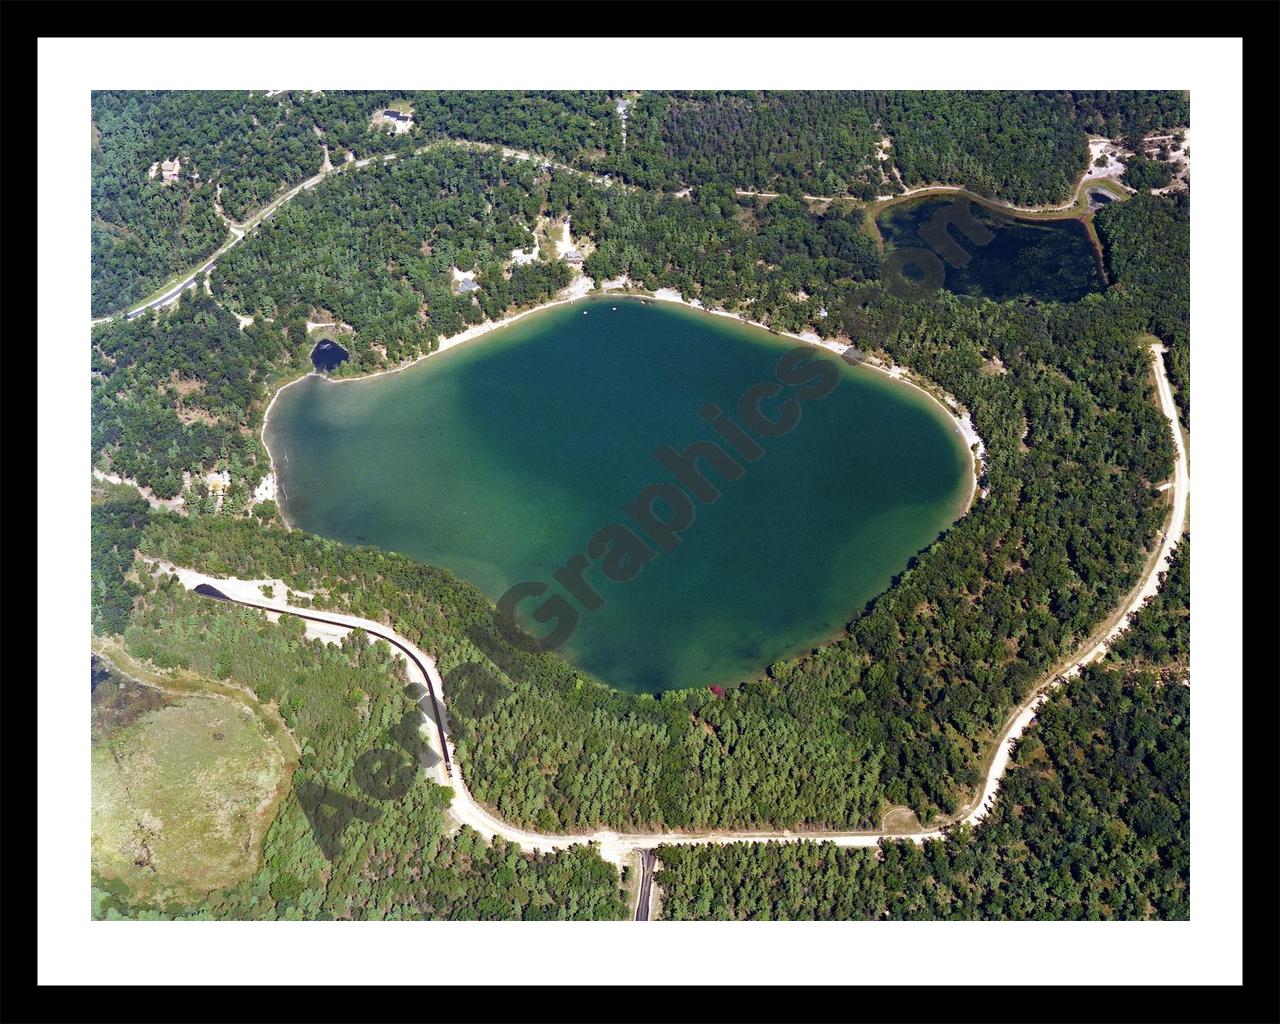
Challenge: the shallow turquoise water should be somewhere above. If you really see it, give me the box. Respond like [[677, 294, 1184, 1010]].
[[267, 297, 971, 693]]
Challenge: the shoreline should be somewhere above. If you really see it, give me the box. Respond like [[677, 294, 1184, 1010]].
[[641, 287, 987, 510], [262, 279, 987, 528], [259, 275, 598, 527], [163, 326, 1188, 862]]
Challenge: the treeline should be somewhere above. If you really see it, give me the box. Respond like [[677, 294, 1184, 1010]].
[[611, 91, 1189, 205], [90, 487, 150, 634], [655, 548, 1190, 920], [1096, 192, 1191, 424], [577, 185, 882, 335], [137, 270, 1176, 831], [91, 91, 615, 315], [213, 149, 572, 365], [93, 575, 626, 921], [1108, 539, 1189, 669], [91, 289, 292, 498], [656, 661, 1189, 919], [616, 91, 886, 198], [408, 90, 614, 164]]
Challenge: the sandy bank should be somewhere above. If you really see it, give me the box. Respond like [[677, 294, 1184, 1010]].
[[259, 275, 600, 519], [644, 288, 987, 504], [260, 273, 987, 530]]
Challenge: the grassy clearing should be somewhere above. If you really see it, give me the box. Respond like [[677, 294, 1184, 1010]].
[[91, 645, 296, 904], [880, 806, 924, 834], [549, 218, 568, 245]]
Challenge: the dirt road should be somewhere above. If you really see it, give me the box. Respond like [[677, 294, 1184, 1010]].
[[151, 338, 1188, 866]]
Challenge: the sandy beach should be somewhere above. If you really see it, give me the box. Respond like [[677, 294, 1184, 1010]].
[[258, 273, 601, 525], [259, 274, 988, 527], [155, 338, 1188, 865], [644, 288, 987, 503]]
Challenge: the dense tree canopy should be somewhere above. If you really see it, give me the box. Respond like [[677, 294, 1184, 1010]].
[[1122, 154, 1176, 192], [93, 90, 1189, 314], [1096, 192, 1191, 423], [612, 91, 1189, 205], [92, 288, 291, 497], [656, 661, 1189, 920], [91, 91, 1191, 919], [213, 148, 571, 363], [93, 574, 627, 921]]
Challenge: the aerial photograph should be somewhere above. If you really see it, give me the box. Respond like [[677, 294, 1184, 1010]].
[[82, 83, 1195, 931]]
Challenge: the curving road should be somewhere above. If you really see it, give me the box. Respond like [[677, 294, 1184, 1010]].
[[92, 138, 626, 328], [95, 131, 1130, 328], [146, 339, 1187, 877]]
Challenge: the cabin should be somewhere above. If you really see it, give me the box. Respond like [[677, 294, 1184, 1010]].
[[458, 277, 480, 294], [160, 158, 181, 184], [562, 249, 585, 267], [376, 107, 414, 135]]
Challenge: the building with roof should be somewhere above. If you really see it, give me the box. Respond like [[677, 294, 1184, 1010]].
[[376, 107, 414, 134]]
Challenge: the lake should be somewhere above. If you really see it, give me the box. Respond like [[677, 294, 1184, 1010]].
[[266, 297, 972, 693], [876, 195, 1103, 303]]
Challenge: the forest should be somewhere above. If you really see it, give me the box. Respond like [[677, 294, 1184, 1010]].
[[93, 572, 626, 921], [1095, 192, 1191, 424], [212, 148, 572, 363], [91, 486, 150, 635], [90, 91, 1191, 913], [654, 543, 1190, 920], [1108, 539, 1190, 670], [91, 287, 293, 498], [92, 90, 1189, 316], [655, 661, 1189, 920], [612, 90, 1189, 204], [91, 90, 616, 315], [92, 133, 1188, 832]]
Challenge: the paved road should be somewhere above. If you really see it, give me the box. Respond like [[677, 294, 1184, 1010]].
[[634, 849, 657, 921], [159, 334, 1188, 863], [95, 131, 1132, 327], [123, 255, 223, 320], [99, 165, 328, 325], [189, 580, 452, 775]]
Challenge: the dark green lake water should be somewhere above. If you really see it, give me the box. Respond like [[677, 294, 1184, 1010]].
[[877, 196, 1103, 303], [266, 297, 971, 693]]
